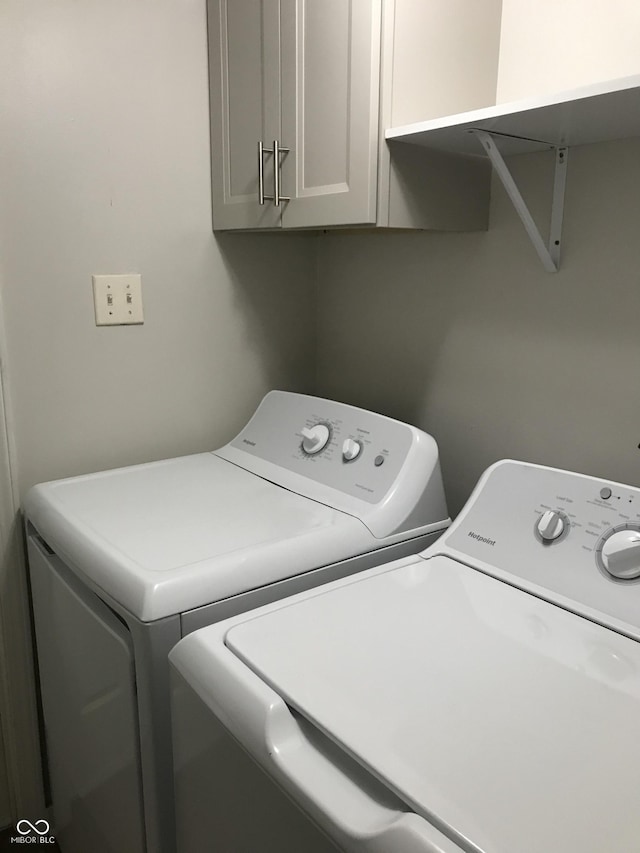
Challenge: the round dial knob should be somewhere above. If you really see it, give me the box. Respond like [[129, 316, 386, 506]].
[[301, 424, 330, 455], [342, 438, 362, 462], [536, 510, 566, 542], [601, 530, 640, 579]]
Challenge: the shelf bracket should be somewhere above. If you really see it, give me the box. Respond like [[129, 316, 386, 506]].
[[472, 130, 568, 273]]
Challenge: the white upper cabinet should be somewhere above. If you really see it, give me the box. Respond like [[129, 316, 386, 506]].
[[207, 0, 498, 232], [278, 0, 381, 228], [208, 0, 282, 230]]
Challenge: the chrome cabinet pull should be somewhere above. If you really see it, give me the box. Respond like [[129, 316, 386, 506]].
[[273, 140, 290, 206], [258, 141, 274, 205]]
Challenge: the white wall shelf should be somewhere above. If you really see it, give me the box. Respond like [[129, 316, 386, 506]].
[[385, 75, 640, 272], [385, 74, 640, 157]]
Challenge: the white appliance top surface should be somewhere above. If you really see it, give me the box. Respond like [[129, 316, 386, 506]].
[[39, 454, 331, 571], [25, 453, 369, 621], [226, 553, 640, 853]]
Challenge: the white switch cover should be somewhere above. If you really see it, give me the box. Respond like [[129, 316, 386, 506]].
[[92, 274, 144, 326]]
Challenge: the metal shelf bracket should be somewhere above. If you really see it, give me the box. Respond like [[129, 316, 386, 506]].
[[472, 129, 568, 273]]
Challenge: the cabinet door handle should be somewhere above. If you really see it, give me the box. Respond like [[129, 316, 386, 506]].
[[273, 140, 290, 206], [257, 141, 274, 205]]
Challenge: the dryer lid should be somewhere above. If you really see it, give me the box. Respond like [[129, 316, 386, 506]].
[[25, 453, 369, 621], [226, 554, 640, 853]]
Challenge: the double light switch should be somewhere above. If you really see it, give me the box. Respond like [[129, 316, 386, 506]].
[[92, 274, 144, 326]]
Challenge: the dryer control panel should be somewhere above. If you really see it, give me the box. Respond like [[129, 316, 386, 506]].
[[442, 460, 640, 638], [225, 391, 414, 504], [215, 391, 449, 539]]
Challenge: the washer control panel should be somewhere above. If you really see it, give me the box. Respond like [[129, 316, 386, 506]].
[[444, 461, 640, 635], [228, 392, 414, 504]]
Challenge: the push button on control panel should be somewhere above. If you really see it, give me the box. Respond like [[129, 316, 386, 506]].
[[600, 487, 612, 500]]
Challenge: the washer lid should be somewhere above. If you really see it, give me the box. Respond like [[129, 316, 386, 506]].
[[226, 555, 640, 853], [25, 453, 370, 622]]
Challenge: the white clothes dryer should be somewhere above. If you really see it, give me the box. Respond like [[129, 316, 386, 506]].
[[170, 459, 640, 853], [25, 391, 449, 853]]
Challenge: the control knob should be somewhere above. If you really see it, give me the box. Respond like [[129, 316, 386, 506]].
[[601, 530, 640, 580], [342, 438, 362, 462], [301, 424, 330, 455], [536, 510, 566, 542]]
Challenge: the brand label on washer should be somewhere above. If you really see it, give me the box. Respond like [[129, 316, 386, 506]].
[[467, 531, 496, 546]]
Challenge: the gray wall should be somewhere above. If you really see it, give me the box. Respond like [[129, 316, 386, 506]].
[[0, 0, 317, 497], [0, 0, 317, 816], [316, 138, 640, 514]]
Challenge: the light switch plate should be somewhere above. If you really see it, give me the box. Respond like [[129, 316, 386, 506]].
[[92, 274, 144, 325]]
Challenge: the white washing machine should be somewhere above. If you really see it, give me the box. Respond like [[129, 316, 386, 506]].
[[170, 459, 640, 853], [25, 391, 449, 853]]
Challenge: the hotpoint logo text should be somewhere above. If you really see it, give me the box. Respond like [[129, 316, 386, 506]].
[[467, 531, 496, 547]]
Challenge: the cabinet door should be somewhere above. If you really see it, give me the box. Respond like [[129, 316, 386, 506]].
[[208, 0, 283, 229], [280, 0, 382, 228]]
